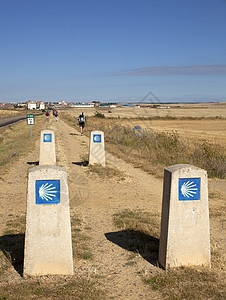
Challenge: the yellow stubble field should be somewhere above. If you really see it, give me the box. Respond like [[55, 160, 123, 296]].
[[66, 102, 226, 148]]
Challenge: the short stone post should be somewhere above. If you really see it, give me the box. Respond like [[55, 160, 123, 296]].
[[39, 130, 56, 165], [159, 164, 211, 269], [89, 130, 105, 167], [24, 166, 74, 276]]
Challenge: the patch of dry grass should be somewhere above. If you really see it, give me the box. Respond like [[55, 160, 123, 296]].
[[113, 209, 160, 238], [0, 276, 104, 299], [3, 215, 26, 236], [0, 115, 44, 167], [0, 214, 26, 279], [0, 109, 23, 117], [209, 189, 226, 218], [87, 164, 125, 180], [145, 267, 225, 299], [71, 214, 93, 260], [112, 209, 160, 265]]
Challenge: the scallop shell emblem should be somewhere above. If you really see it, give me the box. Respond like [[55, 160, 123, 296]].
[[93, 134, 101, 143], [181, 181, 198, 198], [39, 183, 57, 202], [43, 134, 52, 142]]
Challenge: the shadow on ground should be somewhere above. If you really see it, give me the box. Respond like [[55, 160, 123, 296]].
[[27, 161, 39, 165], [0, 234, 25, 276], [69, 133, 79, 136], [105, 230, 159, 266], [72, 161, 89, 167]]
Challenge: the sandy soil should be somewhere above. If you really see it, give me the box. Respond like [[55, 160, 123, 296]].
[[0, 114, 225, 299]]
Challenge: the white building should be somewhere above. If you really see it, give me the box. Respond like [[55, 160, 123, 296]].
[[71, 104, 94, 108], [27, 102, 37, 110], [59, 100, 67, 106], [39, 102, 45, 110]]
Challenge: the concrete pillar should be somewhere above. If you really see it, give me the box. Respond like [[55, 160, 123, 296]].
[[89, 130, 105, 167], [24, 166, 74, 276], [159, 164, 211, 269], [39, 130, 56, 165]]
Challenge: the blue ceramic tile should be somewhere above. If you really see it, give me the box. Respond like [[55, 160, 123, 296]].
[[36, 180, 60, 204], [179, 178, 200, 201], [43, 134, 52, 142], [93, 134, 101, 143]]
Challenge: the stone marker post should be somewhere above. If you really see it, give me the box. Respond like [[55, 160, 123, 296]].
[[39, 130, 56, 165], [159, 164, 211, 269], [89, 130, 105, 167], [24, 166, 74, 276]]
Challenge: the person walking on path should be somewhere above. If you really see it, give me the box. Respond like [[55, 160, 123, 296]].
[[55, 110, 59, 121], [46, 111, 49, 121], [78, 112, 86, 135]]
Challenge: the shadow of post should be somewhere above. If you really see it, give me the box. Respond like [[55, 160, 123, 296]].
[[72, 161, 89, 167], [0, 234, 25, 276], [105, 230, 159, 266], [27, 161, 39, 165]]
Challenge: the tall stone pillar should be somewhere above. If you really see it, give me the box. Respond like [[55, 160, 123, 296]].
[[159, 164, 211, 269], [39, 130, 56, 165], [24, 166, 74, 276], [89, 130, 105, 167]]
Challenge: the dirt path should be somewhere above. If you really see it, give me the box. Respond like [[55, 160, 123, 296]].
[[50, 117, 164, 299], [0, 116, 225, 299]]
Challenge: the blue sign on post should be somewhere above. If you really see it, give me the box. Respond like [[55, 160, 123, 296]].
[[36, 180, 60, 204], [43, 134, 52, 143], [93, 134, 101, 143], [179, 178, 200, 201]]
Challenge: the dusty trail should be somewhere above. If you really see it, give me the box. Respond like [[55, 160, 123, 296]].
[[49, 117, 163, 299]]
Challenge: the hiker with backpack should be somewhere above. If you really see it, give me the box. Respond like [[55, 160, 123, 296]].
[[78, 112, 86, 135], [55, 110, 59, 121], [46, 111, 49, 120]]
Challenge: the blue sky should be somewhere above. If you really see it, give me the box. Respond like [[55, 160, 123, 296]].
[[0, 0, 226, 103]]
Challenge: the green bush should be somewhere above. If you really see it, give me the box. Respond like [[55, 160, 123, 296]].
[[94, 112, 105, 118]]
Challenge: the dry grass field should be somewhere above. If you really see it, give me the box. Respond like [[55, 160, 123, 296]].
[[0, 109, 25, 118], [2, 103, 226, 146], [69, 101, 226, 118], [64, 102, 226, 146]]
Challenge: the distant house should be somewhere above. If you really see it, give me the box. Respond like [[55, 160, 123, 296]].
[[71, 103, 94, 108], [99, 103, 109, 107], [92, 101, 100, 107], [59, 100, 67, 106], [39, 102, 45, 110], [27, 101, 37, 110]]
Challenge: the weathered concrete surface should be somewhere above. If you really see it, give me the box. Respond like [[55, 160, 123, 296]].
[[89, 130, 105, 167], [39, 130, 56, 165], [24, 166, 74, 276], [159, 164, 211, 269]]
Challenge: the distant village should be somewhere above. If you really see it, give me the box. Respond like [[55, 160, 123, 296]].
[[0, 100, 96, 110], [0, 99, 170, 110]]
